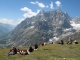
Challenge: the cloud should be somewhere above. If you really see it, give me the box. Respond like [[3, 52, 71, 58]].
[[55, 1, 61, 7], [21, 7, 31, 12], [0, 18, 17, 26], [30, 1, 46, 8], [46, 5, 49, 8], [36, 1, 45, 8], [30, 2, 36, 4], [21, 7, 40, 18], [50, 1, 54, 9]]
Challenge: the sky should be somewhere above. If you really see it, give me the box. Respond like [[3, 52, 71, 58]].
[[0, 0, 80, 26]]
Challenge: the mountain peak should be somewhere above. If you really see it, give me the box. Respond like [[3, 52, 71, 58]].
[[7, 9, 76, 46], [37, 10, 45, 15], [55, 9, 62, 13]]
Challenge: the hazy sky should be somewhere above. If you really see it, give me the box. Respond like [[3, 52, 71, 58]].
[[0, 0, 80, 25]]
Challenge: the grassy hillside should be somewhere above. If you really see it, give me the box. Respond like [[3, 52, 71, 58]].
[[0, 40, 80, 60]]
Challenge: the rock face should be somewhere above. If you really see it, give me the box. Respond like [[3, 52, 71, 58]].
[[7, 9, 76, 46]]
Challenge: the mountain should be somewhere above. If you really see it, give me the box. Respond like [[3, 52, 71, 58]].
[[0, 23, 15, 45], [0, 23, 15, 33], [72, 17, 80, 24], [60, 30, 80, 41], [70, 17, 80, 31], [7, 9, 76, 47]]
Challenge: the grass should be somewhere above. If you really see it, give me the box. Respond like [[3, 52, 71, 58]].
[[0, 40, 80, 60]]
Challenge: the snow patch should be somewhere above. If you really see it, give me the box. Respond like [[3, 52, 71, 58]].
[[49, 37, 59, 42], [30, 26, 34, 28], [70, 21, 80, 30], [49, 39, 52, 41], [31, 22, 35, 24], [41, 19, 46, 21], [64, 28, 72, 32], [53, 37, 59, 41]]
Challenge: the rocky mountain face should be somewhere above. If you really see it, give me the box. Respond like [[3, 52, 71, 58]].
[[60, 30, 80, 42], [7, 9, 77, 47], [72, 17, 80, 24], [61, 17, 80, 40], [70, 17, 80, 30]]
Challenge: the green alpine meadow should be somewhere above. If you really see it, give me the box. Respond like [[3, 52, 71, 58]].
[[0, 40, 80, 60]]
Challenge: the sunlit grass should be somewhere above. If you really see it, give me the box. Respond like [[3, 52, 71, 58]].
[[0, 40, 80, 60]]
